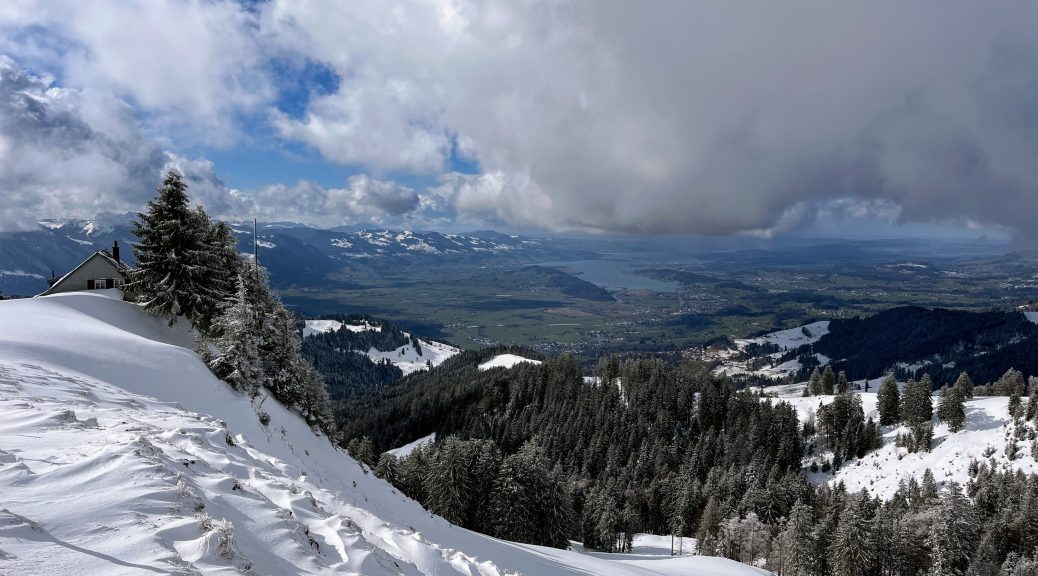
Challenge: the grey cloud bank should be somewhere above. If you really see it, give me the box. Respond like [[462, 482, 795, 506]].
[[2, 1, 1038, 239]]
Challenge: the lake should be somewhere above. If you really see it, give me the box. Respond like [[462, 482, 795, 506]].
[[539, 258, 680, 293]]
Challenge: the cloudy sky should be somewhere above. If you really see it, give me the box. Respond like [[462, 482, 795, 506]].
[[1, 1, 1037, 239]]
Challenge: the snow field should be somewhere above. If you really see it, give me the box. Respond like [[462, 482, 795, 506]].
[[0, 292, 764, 575], [478, 354, 543, 371]]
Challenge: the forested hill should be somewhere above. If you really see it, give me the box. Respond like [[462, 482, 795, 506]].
[[301, 315, 412, 398], [789, 306, 1038, 384], [338, 351, 808, 551], [337, 345, 1038, 574]]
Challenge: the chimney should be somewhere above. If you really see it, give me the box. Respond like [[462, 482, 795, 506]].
[[112, 240, 120, 263]]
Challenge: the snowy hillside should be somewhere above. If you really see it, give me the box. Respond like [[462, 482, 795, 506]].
[[711, 321, 831, 379], [478, 354, 543, 371], [303, 319, 459, 376], [764, 382, 1038, 499], [302, 319, 383, 338], [735, 321, 830, 350], [0, 291, 764, 575], [387, 433, 437, 458], [362, 337, 459, 376]]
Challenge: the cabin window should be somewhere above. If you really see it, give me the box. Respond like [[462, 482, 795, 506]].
[[113, 278, 124, 288]]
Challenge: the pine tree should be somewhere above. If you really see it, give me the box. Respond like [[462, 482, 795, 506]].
[[1027, 378, 1038, 421], [996, 369, 1026, 397], [424, 436, 472, 525], [901, 378, 933, 426], [821, 366, 836, 395], [375, 452, 399, 484], [492, 442, 571, 548], [1010, 389, 1022, 419], [130, 170, 216, 326], [830, 494, 875, 576], [208, 275, 263, 395], [696, 496, 723, 555], [878, 373, 900, 426], [199, 219, 244, 333], [927, 483, 978, 576], [921, 469, 939, 502], [186, 206, 237, 333], [669, 465, 700, 544], [837, 371, 850, 394], [260, 302, 308, 408], [346, 436, 376, 466], [780, 501, 814, 576], [954, 371, 975, 399], [297, 364, 335, 435], [808, 368, 822, 396], [938, 385, 967, 432]]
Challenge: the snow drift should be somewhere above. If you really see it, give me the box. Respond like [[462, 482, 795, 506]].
[[0, 291, 764, 575]]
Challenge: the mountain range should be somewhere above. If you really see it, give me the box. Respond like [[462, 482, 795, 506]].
[[0, 217, 596, 296]]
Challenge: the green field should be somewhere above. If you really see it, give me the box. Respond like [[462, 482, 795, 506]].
[[280, 251, 1038, 362]]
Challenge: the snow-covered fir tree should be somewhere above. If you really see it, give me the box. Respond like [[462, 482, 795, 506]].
[[877, 372, 900, 426], [779, 501, 814, 576], [821, 365, 836, 395], [207, 275, 262, 395], [130, 170, 219, 326], [927, 483, 978, 576], [938, 384, 967, 432], [830, 493, 875, 576]]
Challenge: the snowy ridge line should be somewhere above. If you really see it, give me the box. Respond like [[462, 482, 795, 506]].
[[0, 291, 763, 575]]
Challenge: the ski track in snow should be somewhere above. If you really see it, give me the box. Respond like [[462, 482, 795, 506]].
[[0, 291, 764, 576]]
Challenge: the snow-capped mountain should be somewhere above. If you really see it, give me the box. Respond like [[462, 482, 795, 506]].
[[0, 218, 136, 296], [0, 216, 594, 296], [0, 291, 764, 575], [243, 226, 595, 272]]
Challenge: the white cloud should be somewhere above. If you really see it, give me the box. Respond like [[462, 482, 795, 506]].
[[219, 176, 420, 228], [0, 56, 165, 230], [5, 1, 1038, 238], [0, 0, 271, 145], [257, 0, 1038, 237]]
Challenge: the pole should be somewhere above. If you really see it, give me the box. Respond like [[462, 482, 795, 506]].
[[253, 217, 259, 271]]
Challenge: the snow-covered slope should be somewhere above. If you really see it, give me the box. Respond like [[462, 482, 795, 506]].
[[303, 319, 383, 338], [0, 291, 763, 575], [735, 321, 830, 350], [303, 319, 459, 376], [478, 354, 543, 371], [387, 433, 437, 458], [711, 321, 831, 379], [764, 382, 1038, 499], [362, 338, 459, 376]]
